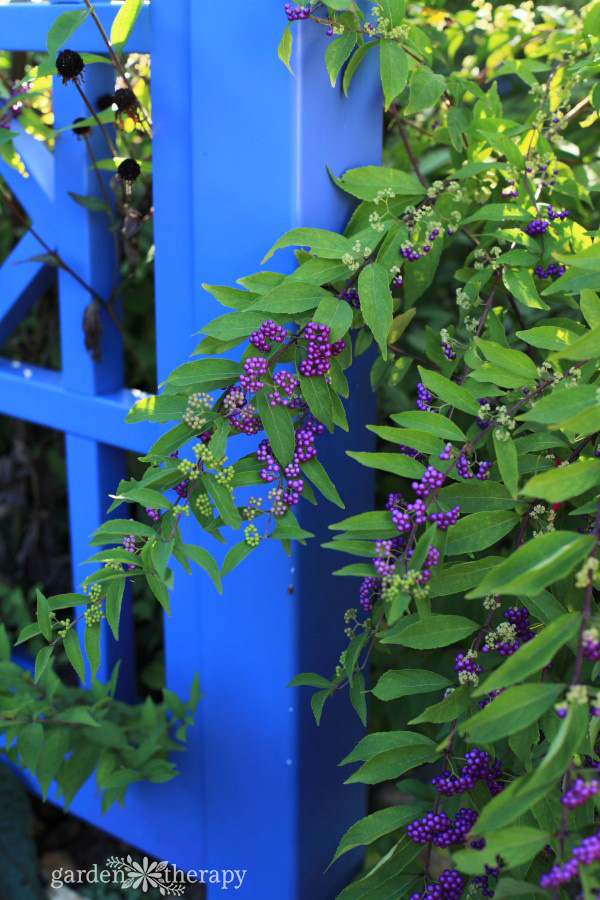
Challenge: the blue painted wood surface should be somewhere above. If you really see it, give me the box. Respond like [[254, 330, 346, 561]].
[[0, 2, 381, 896]]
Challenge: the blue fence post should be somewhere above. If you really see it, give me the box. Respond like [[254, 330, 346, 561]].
[[152, 1, 381, 895]]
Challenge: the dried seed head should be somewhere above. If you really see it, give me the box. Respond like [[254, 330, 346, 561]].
[[56, 49, 85, 85], [118, 158, 141, 182], [72, 117, 90, 136], [114, 87, 136, 112], [96, 93, 115, 112]]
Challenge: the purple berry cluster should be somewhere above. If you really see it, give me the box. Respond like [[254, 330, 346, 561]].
[[417, 383, 436, 412], [502, 179, 518, 198], [582, 630, 600, 662], [540, 831, 600, 888], [249, 320, 286, 352], [533, 262, 566, 279], [359, 576, 381, 612], [413, 466, 446, 498], [524, 218, 549, 236], [482, 607, 534, 658], [284, 2, 311, 20], [562, 778, 599, 809], [429, 506, 461, 531], [257, 417, 323, 514], [442, 341, 456, 360], [240, 356, 269, 393], [478, 688, 505, 709], [432, 749, 503, 797], [456, 453, 492, 481], [454, 652, 482, 681], [407, 808, 478, 847], [299, 322, 345, 377], [410, 870, 465, 900], [342, 288, 360, 309], [146, 507, 161, 523], [547, 204, 569, 221], [268, 371, 305, 409]]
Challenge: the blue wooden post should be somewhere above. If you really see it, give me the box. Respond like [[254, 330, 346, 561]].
[[151, 2, 381, 895], [0, 2, 382, 895]]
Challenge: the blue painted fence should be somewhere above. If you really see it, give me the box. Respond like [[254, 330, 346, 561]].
[[0, 2, 381, 896]]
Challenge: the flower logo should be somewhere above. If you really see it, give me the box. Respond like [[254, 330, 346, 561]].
[[106, 856, 185, 896]]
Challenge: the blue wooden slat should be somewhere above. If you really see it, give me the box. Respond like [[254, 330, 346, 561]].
[[0, 233, 54, 345], [0, 3, 150, 53], [0, 359, 158, 452]]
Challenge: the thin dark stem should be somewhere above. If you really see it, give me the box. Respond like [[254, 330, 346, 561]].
[[390, 104, 428, 189], [74, 82, 119, 158]]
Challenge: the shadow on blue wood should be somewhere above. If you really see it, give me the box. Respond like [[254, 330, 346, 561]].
[[0, 1, 382, 897]]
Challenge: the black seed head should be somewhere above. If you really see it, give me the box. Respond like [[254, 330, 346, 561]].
[[114, 88, 136, 112], [118, 158, 141, 182], [96, 93, 115, 112], [72, 117, 90, 136], [56, 49, 85, 85]]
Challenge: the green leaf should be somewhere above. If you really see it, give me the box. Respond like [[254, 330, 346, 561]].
[[340, 730, 434, 765], [367, 426, 444, 457], [147, 573, 171, 615], [110, 0, 144, 54], [47, 9, 90, 57], [329, 510, 398, 539], [409, 685, 471, 725], [519, 385, 598, 426], [503, 266, 546, 310], [349, 672, 367, 725], [166, 358, 242, 390], [34, 646, 53, 684], [251, 281, 331, 316], [453, 827, 549, 874], [64, 629, 86, 682], [301, 457, 344, 508], [372, 669, 451, 702], [278, 24, 293, 74], [84, 624, 101, 680], [475, 338, 538, 381], [343, 41, 374, 95], [515, 325, 579, 351], [380, 614, 478, 649], [331, 165, 423, 201], [444, 510, 519, 556], [390, 411, 466, 441], [325, 30, 358, 87], [549, 325, 600, 363], [405, 68, 446, 115], [388, 308, 416, 344], [311, 690, 329, 726], [204, 474, 242, 528], [68, 191, 109, 213], [297, 372, 335, 432], [255, 391, 296, 467], [331, 805, 422, 866], [475, 613, 580, 696], [262, 228, 354, 263], [221, 541, 254, 576], [37, 728, 69, 799], [380, 41, 408, 109], [459, 683, 563, 742], [182, 544, 222, 593], [428, 557, 504, 597], [581, 289, 600, 329], [493, 879, 547, 898], [126, 394, 188, 424], [344, 744, 439, 785], [493, 433, 519, 498], [346, 450, 424, 479], [36, 589, 52, 642], [378, 0, 405, 26], [105, 579, 125, 640], [521, 459, 600, 503], [288, 673, 332, 689], [417, 367, 480, 414], [467, 531, 595, 598], [18, 722, 44, 774], [313, 295, 353, 342], [358, 263, 393, 359]]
